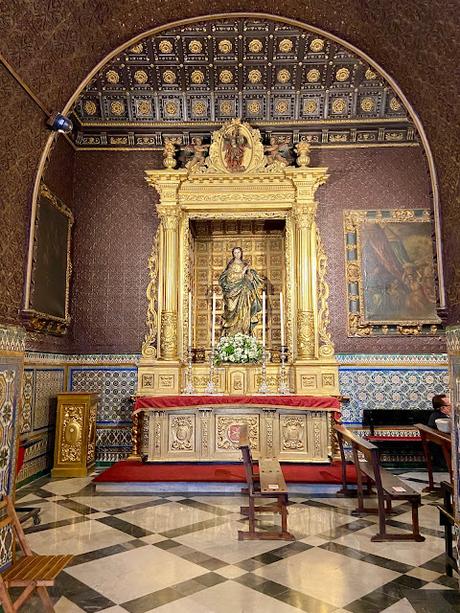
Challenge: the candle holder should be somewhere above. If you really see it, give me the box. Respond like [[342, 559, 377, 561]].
[[183, 346, 195, 395], [204, 349, 218, 394], [257, 348, 270, 394], [278, 345, 291, 395]]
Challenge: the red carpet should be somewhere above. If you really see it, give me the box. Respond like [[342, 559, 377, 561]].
[[94, 461, 357, 484]]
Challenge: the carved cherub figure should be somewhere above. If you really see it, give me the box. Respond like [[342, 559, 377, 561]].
[[185, 137, 210, 171], [264, 137, 289, 167]]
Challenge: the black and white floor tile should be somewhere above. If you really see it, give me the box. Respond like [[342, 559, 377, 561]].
[[11, 470, 459, 612]]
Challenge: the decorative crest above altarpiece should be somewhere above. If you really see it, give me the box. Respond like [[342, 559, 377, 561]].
[[140, 121, 338, 398]]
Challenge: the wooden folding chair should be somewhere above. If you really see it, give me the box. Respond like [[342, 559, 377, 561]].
[[0, 496, 72, 612]]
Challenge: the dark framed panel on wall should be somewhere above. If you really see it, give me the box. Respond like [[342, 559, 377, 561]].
[[22, 183, 74, 335], [344, 208, 442, 337]]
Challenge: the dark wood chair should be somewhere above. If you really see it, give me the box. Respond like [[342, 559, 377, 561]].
[[416, 423, 452, 492], [238, 426, 294, 541], [334, 424, 425, 542], [0, 496, 72, 612]]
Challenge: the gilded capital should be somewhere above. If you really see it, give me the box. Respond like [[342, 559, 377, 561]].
[[293, 205, 316, 229]]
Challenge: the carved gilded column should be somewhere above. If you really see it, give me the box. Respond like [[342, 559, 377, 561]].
[[145, 170, 186, 362], [293, 205, 316, 359], [158, 206, 179, 360], [287, 168, 329, 361]]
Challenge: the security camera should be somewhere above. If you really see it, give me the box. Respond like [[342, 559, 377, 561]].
[[46, 112, 73, 134]]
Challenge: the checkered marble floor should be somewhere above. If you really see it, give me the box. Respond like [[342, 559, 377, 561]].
[[13, 471, 459, 612]]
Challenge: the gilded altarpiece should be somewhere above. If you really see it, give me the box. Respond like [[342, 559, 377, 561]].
[[138, 120, 338, 462]]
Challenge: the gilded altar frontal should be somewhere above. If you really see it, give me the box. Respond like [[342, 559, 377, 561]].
[[138, 120, 338, 398]]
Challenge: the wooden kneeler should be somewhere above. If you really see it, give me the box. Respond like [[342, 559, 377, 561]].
[[238, 427, 294, 541], [0, 496, 72, 612]]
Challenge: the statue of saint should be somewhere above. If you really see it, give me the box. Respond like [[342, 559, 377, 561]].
[[219, 247, 264, 336], [223, 126, 249, 172]]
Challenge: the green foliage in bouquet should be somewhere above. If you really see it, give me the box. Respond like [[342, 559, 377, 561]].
[[214, 333, 263, 365]]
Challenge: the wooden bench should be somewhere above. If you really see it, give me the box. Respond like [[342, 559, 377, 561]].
[[416, 423, 452, 492], [0, 496, 73, 612], [334, 424, 425, 542], [238, 426, 294, 541]]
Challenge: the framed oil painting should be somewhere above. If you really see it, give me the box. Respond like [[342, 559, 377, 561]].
[[344, 209, 441, 336], [22, 183, 74, 335]]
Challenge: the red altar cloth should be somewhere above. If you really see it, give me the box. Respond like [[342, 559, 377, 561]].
[[134, 394, 341, 414]]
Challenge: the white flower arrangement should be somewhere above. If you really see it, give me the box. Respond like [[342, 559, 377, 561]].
[[214, 333, 263, 365]]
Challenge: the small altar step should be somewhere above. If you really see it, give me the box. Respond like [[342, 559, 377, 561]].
[[93, 461, 357, 494]]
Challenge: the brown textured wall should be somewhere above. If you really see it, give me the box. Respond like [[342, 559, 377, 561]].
[[25, 137, 76, 353], [0, 63, 48, 325], [70, 146, 445, 354], [70, 151, 161, 353], [1, 2, 459, 325], [315, 146, 445, 353]]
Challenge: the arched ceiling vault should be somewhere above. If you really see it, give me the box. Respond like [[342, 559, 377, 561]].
[[71, 16, 414, 150]]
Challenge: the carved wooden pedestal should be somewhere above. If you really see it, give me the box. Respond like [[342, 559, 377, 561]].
[[52, 393, 98, 478]]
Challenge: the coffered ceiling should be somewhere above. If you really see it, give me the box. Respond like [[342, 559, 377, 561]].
[[71, 17, 415, 149]]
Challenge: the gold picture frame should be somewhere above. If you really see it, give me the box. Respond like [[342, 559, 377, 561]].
[[344, 208, 441, 336], [22, 183, 74, 335]]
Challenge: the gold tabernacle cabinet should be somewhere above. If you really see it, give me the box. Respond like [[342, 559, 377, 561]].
[[52, 392, 98, 477], [137, 120, 339, 462]]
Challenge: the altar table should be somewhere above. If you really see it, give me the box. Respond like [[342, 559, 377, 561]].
[[130, 395, 341, 464]]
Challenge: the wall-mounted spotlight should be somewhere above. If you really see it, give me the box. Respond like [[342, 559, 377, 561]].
[[46, 112, 73, 134]]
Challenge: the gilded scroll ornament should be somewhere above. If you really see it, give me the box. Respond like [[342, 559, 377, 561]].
[[282, 416, 305, 450], [389, 97, 402, 111], [142, 227, 160, 358], [297, 310, 315, 357], [161, 311, 178, 359], [60, 406, 83, 463], [170, 416, 194, 451], [216, 416, 259, 450], [316, 229, 335, 357]]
